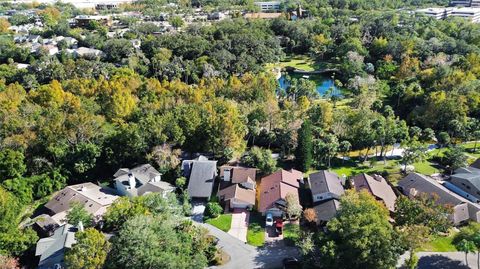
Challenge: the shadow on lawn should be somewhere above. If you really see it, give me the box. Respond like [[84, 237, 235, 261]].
[[400, 255, 470, 269]]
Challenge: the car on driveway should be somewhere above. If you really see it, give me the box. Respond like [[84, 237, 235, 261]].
[[266, 213, 274, 226], [275, 219, 283, 235]]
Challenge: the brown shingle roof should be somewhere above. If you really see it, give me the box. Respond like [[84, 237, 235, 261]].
[[218, 184, 255, 206], [353, 173, 397, 211], [258, 169, 302, 213], [219, 166, 257, 184]]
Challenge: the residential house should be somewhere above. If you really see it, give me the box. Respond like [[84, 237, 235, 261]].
[[308, 170, 345, 203], [183, 155, 217, 199], [113, 164, 175, 197], [352, 173, 397, 212], [398, 173, 480, 225], [307, 170, 344, 225], [258, 169, 303, 217], [35, 224, 77, 269], [217, 166, 257, 211], [74, 15, 112, 27], [218, 184, 256, 211], [44, 182, 119, 224], [68, 47, 105, 58], [450, 166, 480, 199], [219, 165, 257, 189]]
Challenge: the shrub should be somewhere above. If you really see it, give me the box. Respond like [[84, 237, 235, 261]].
[[205, 202, 223, 219]]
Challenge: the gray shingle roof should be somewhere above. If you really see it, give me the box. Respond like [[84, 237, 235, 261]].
[[398, 173, 480, 224], [186, 160, 217, 198], [313, 199, 340, 223], [308, 170, 345, 197], [35, 224, 77, 267]]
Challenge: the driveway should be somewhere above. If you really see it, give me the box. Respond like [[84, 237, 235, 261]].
[[202, 223, 300, 269], [228, 209, 249, 242], [191, 200, 206, 223]]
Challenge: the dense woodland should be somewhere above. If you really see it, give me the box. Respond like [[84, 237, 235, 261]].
[[1, 0, 480, 267]]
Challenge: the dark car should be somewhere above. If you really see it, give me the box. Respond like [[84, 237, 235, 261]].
[[283, 257, 300, 269]]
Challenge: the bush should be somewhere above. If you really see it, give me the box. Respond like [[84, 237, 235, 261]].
[[205, 202, 223, 219]]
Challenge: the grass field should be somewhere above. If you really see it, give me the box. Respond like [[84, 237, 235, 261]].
[[206, 214, 232, 232], [420, 235, 457, 252], [283, 223, 300, 246], [277, 55, 319, 71], [247, 212, 265, 247]]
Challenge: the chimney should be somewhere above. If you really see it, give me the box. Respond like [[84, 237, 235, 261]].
[[128, 173, 136, 189], [224, 168, 231, 182], [153, 175, 161, 182]]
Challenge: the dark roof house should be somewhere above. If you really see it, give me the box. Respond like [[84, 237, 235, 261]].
[[183, 156, 218, 199], [398, 173, 480, 225], [307, 170, 344, 224], [352, 173, 397, 212], [307, 170, 345, 204], [113, 164, 175, 197], [44, 182, 119, 223], [35, 224, 77, 269], [450, 166, 480, 199]]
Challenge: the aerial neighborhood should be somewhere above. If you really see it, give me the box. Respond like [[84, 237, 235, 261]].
[[2, 0, 480, 268]]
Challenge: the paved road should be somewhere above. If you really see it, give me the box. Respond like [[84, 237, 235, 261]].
[[398, 252, 476, 269], [201, 223, 300, 269]]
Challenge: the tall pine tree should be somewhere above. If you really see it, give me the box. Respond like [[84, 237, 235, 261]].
[[295, 119, 313, 172]]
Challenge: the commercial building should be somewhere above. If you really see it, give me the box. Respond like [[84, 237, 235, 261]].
[[254, 1, 281, 11], [450, 7, 480, 22], [416, 7, 452, 19]]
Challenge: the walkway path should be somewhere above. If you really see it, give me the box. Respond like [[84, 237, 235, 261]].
[[228, 209, 249, 242]]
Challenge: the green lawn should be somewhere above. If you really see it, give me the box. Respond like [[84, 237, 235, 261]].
[[420, 234, 457, 252], [206, 214, 232, 232], [247, 212, 265, 247], [278, 55, 319, 71], [283, 223, 300, 246]]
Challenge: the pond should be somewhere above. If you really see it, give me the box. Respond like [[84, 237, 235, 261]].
[[278, 73, 343, 97]]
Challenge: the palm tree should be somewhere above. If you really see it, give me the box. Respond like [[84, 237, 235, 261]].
[[472, 234, 480, 269], [456, 239, 477, 266]]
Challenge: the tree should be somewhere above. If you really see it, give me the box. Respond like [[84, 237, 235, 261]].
[[394, 195, 453, 234], [437, 132, 451, 149], [205, 201, 222, 219], [295, 119, 313, 172], [442, 146, 468, 174], [65, 228, 110, 269], [0, 255, 19, 269], [106, 215, 215, 269], [147, 144, 181, 174], [338, 140, 351, 163], [401, 139, 427, 172], [285, 193, 302, 220], [66, 202, 94, 227], [0, 18, 10, 34], [472, 130, 480, 153], [0, 149, 26, 182], [169, 16, 184, 29], [303, 208, 317, 224], [309, 190, 404, 269], [456, 239, 476, 266], [241, 147, 276, 174], [400, 225, 429, 269]]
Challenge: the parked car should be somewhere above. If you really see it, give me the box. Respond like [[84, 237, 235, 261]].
[[275, 219, 283, 235], [283, 257, 300, 269], [266, 213, 274, 226]]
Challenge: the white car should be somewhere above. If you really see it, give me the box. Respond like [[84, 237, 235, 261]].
[[265, 213, 274, 227]]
